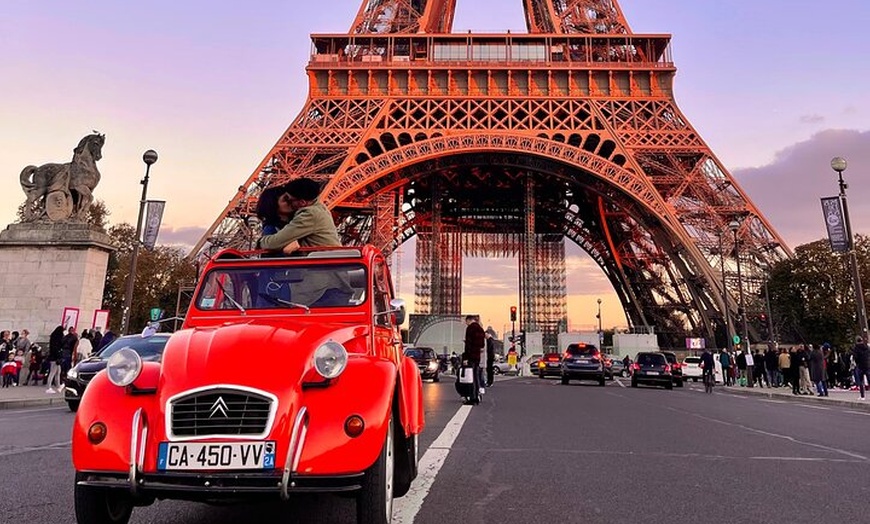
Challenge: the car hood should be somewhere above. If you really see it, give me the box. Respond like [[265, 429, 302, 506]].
[[75, 359, 108, 373], [159, 319, 370, 396]]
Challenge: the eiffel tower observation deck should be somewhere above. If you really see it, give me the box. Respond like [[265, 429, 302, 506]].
[[193, 0, 790, 349]]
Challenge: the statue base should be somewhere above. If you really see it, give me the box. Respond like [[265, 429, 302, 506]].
[[0, 222, 117, 343]]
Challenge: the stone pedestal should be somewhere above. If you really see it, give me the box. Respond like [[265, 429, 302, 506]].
[[0, 222, 116, 343]]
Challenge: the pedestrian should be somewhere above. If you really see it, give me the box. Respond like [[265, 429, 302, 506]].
[[60, 326, 78, 379], [485, 332, 496, 387], [98, 329, 116, 351], [809, 344, 828, 396], [256, 178, 341, 255], [46, 325, 64, 393], [77, 330, 94, 363], [778, 347, 791, 390], [719, 350, 732, 386], [91, 327, 103, 352], [14, 329, 34, 386], [462, 315, 485, 403], [851, 336, 870, 399], [765, 345, 779, 387], [753, 349, 767, 387], [0, 330, 11, 362], [27, 345, 43, 385]]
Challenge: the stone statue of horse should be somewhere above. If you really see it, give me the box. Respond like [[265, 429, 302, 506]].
[[19, 133, 104, 222]]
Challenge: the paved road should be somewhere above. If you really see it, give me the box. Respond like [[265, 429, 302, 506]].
[[2, 377, 868, 523]]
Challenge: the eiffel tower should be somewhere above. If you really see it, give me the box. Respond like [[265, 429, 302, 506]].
[[192, 0, 791, 349]]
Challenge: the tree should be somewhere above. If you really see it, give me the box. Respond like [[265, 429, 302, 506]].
[[16, 199, 111, 229], [767, 235, 870, 349], [103, 223, 196, 333]]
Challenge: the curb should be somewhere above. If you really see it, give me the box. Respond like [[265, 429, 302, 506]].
[[0, 396, 67, 411], [723, 387, 870, 413]]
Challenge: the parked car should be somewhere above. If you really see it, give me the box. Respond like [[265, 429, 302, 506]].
[[560, 343, 606, 386], [404, 346, 441, 382], [537, 352, 563, 378], [64, 334, 171, 412], [605, 354, 627, 378], [682, 356, 703, 382], [527, 353, 543, 373], [71, 245, 425, 524], [659, 351, 684, 387], [630, 352, 673, 389], [492, 360, 512, 375]]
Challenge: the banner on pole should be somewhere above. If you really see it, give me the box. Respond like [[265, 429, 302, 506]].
[[142, 200, 166, 250], [820, 196, 849, 253]]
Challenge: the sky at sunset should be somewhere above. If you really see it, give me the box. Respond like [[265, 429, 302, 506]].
[[2, 0, 869, 334]]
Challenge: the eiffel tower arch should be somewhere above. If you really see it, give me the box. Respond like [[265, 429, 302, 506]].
[[193, 0, 791, 349]]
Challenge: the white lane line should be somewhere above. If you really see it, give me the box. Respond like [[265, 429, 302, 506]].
[[392, 405, 473, 524], [614, 378, 626, 388]]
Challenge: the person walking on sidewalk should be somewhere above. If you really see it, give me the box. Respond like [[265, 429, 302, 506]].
[[851, 336, 870, 399], [720, 350, 732, 386], [779, 347, 792, 391], [45, 326, 64, 393]]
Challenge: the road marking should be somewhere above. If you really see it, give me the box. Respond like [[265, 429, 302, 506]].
[[0, 440, 71, 457], [392, 404, 473, 524], [614, 378, 626, 388]]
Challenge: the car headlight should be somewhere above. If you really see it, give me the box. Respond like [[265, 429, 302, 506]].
[[314, 341, 348, 379], [67, 366, 79, 380], [106, 348, 143, 387], [427, 361, 438, 370]]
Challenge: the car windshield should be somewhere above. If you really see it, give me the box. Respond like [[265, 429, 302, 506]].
[[662, 353, 677, 363], [196, 263, 367, 310], [98, 336, 169, 362], [405, 348, 435, 359], [637, 353, 666, 366], [566, 344, 598, 356]]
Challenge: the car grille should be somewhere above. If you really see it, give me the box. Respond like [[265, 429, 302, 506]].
[[171, 389, 272, 437]]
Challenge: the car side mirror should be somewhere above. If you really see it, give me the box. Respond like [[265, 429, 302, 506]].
[[389, 298, 406, 325]]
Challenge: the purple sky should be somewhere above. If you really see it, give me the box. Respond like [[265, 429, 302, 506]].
[[2, 0, 868, 331]]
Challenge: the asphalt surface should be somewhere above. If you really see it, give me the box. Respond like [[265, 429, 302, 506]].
[[2, 376, 868, 523]]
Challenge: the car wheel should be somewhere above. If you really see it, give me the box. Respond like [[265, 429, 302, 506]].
[[392, 419, 417, 498], [357, 412, 394, 524], [621, 370, 628, 378], [493, 367, 501, 375], [74, 473, 133, 524], [67, 400, 80, 413], [665, 382, 673, 390], [432, 374, 440, 383], [561, 376, 569, 385], [598, 377, 606, 387], [539, 372, 546, 379], [693, 378, 698, 382], [676, 379, 684, 388]]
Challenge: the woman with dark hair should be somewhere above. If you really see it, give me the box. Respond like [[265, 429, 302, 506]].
[[46, 325, 65, 393], [256, 185, 294, 235]]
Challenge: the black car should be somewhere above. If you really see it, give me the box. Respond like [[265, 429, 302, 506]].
[[659, 351, 684, 387], [630, 352, 673, 390], [64, 334, 171, 412], [537, 352, 563, 378], [403, 346, 441, 382], [560, 343, 606, 386]]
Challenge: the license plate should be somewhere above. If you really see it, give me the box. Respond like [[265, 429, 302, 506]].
[[577, 359, 589, 363], [548, 363, 559, 367], [646, 371, 660, 375], [157, 441, 276, 471]]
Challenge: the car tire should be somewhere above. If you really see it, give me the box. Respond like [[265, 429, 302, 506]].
[[493, 367, 501, 375], [676, 379, 684, 388], [561, 376, 569, 385], [621, 370, 628, 378], [432, 374, 440, 383], [392, 418, 417, 499], [693, 378, 698, 382], [68, 400, 80, 413], [357, 412, 394, 524], [74, 473, 133, 524], [665, 382, 673, 390]]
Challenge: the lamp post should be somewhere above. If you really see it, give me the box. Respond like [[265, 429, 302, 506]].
[[729, 219, 749, 354], [830, 157, 869, 339], [761, 264, 776, 346], [719, 230, 732, 352], [120, 149, 158, 335], [596, 298, 603, 346]]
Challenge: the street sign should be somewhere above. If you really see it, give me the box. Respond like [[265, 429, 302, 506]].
[[150, 308, 164, 321], [732, 335, 741, 345]]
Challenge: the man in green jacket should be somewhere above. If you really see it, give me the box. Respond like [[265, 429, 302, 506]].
[[257, 178, 340, 254]]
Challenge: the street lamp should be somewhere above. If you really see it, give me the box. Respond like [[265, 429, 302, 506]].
[[120, 149, 158, 335], [729, 219, 750, 354], [718, 230, 732, 353], [830, 157, 869, 339], [596, 298, 603, 346], [761, 264, 776, 346]]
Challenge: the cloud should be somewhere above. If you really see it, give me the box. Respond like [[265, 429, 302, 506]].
[[735, 129, 870, 248], [156, 225, 207, 253], [799, 114, 825, 125]]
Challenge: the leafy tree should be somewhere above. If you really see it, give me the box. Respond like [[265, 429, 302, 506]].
[[767, 235, 870, 349], [103, 223, 196, 334], [16, 199, 111, 229]]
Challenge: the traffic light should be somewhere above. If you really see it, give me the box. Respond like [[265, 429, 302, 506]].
[[510, 306, 517, 322]]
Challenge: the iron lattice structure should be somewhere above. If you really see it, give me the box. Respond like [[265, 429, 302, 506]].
[[193, 0, 791, 348]]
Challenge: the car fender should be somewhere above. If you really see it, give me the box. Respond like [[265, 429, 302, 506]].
[[72, 372, 159, 473], [396, 355, 424, 437], [295, 356, 397, 474]]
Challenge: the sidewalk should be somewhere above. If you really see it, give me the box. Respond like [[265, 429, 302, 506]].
[[722, 383, 870, 412], [0, 383, 67, 410]]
